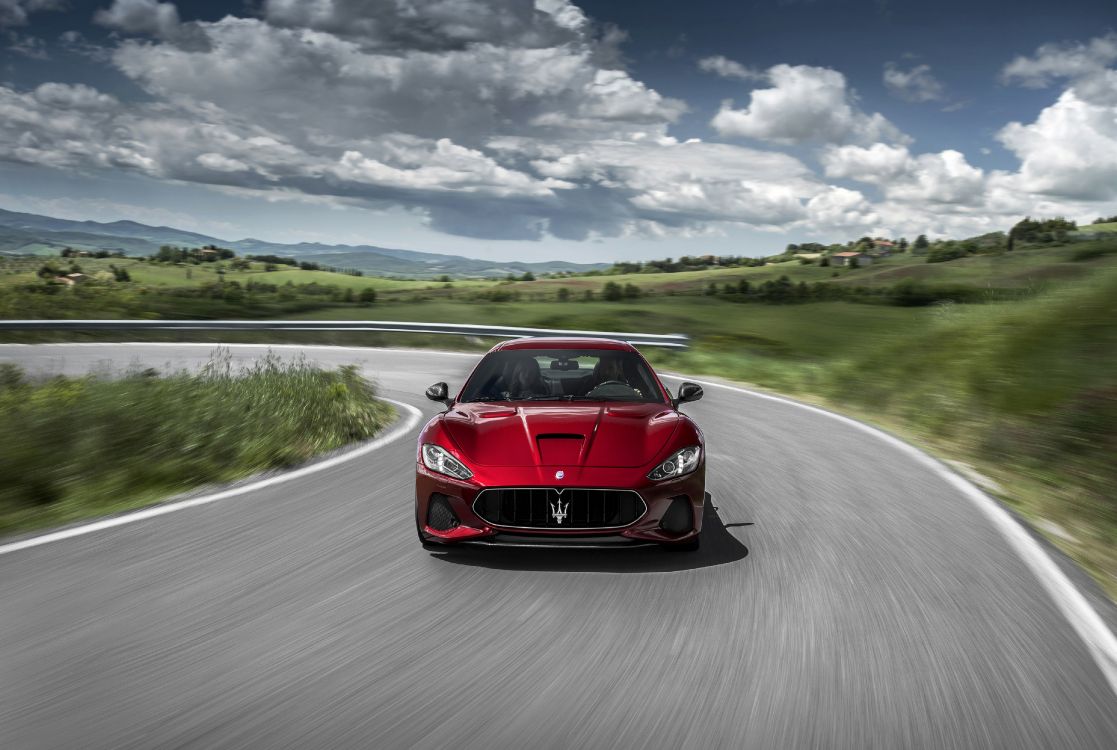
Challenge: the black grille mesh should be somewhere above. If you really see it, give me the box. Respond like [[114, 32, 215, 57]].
[[473, 488, 644, 529], [427, 493, 459, 531]]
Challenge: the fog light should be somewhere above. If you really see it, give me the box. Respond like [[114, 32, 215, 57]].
[[659, 495, 692, 535], [427, 493, 459, 531]]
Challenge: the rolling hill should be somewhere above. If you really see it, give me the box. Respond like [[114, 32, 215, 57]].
[[0, 207, 608, 278]]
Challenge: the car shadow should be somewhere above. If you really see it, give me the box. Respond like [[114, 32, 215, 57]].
[[428, 494, 749, 573]]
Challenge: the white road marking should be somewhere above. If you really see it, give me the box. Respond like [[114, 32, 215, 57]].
[[662, 372, 1117, 698], [0, 397, 423, 557]]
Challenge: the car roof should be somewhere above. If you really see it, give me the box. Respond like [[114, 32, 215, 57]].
[[492, 337, 637, 352]]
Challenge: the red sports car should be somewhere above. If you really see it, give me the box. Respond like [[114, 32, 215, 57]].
[[415, 337, 706, 550]]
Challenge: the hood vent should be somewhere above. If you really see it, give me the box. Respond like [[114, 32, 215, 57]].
[[536, 434, 585, 465]]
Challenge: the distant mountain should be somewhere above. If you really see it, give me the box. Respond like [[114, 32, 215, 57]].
[[0, 207, 610, 278]]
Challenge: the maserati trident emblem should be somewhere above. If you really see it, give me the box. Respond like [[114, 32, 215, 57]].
[[555, 470, 565, 480], [550, 498, 569, 524]]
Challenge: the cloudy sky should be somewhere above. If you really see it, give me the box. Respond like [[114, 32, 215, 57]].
[[1, 0, 1115, 261]]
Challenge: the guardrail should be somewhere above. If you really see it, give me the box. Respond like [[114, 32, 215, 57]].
[[0, 320, 690, 349]]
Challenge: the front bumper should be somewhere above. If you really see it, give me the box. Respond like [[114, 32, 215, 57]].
[[415, 462, 706, 546]]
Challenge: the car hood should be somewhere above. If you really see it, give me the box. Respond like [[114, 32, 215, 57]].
[[442, 402, 680, 468]]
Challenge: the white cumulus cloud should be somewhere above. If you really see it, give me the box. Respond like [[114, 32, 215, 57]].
[[997, 89, 1117, 201], [711, 64, 910, 146]]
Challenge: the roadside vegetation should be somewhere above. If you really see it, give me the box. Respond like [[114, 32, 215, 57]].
[[0, 353, 393, 535]]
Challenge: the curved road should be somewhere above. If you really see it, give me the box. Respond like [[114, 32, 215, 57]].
[[1, 343, 1116, 749]]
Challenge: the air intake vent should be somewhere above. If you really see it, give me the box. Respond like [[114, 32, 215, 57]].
[[659, 495, 692, 535], [473, 488, 646, 530], [427, 493, 459, 531]]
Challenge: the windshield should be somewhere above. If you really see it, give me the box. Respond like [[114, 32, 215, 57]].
[[459, 349, 666, 404]]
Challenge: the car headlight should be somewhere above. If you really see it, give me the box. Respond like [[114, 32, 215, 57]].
[[647, 445, 701, 481], [422, 443, 473, 480]]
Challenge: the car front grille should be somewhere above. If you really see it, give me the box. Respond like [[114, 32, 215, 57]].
[[472, 488, 646, 530]]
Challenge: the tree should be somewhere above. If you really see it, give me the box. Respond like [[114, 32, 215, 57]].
[[926, 245, 967, 263], [913, 235, 930, 253], [359, 288, 377, 305], [705, 281, 718, 296], [602, 281, 623, 301], [520, 271, 535, 281], [623, 283, 641, 299], [737, 279, 751, 294], [556, 287, 571, 302], [898, 237, 909, 252]]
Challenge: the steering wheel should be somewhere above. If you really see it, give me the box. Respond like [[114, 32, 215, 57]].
[[585, 380, 635, 398]]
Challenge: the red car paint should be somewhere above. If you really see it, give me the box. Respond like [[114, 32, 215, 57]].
[[414, 338, 706, 548]]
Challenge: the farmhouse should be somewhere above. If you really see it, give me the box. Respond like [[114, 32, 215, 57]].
[[831, 251, 872, 267], [871, 239, 894, 257]]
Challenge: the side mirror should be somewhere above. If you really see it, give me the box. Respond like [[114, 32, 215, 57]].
[[673, 382, 703, 408], [425, 382, 452, 406]]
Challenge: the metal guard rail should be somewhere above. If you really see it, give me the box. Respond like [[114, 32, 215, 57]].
[[0, 320, 689, 349]]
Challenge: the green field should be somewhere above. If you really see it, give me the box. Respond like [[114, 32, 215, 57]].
[[1078, 222, 1117, 234], [7, 242, 1117, 305]]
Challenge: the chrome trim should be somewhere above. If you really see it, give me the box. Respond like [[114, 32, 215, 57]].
[[471, 487, 648, 531]]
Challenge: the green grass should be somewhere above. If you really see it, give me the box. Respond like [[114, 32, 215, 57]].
[[292, 297, 931, 359], [1078, 222, 1117, 234], [0, 353, 394, 535], [6, 241, 1117, 309]]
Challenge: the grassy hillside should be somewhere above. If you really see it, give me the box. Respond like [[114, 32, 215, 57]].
[[1078, 222, 1117, 234]]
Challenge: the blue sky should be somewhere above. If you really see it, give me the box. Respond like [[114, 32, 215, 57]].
[[1, 0, 1115, 261]]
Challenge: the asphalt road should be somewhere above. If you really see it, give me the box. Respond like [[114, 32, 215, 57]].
[[1, 343, 1116, 749]]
